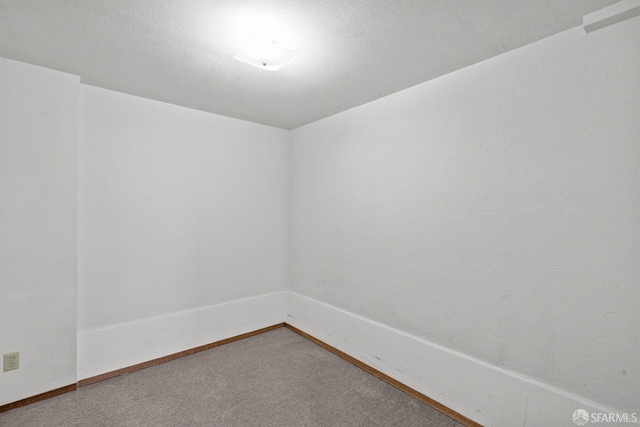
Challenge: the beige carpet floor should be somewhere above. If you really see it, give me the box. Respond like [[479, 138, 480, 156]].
[[0, 327, 462, 426]]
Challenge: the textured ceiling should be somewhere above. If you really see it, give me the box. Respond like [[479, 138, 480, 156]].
[[0, 0, 617, 129]]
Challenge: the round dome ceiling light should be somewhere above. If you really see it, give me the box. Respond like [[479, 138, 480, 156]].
[[233, 36, 297, 71]]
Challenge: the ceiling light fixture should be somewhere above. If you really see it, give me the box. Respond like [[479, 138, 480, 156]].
[[234, 37, 297, 71]]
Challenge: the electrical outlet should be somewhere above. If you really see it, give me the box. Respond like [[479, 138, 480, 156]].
[[3, 352, 19, 372]]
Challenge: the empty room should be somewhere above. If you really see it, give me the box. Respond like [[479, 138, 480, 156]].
[[0, 1, 638, 426]]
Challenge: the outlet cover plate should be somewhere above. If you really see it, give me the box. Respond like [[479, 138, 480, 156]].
[[3, 352, 19, 372]]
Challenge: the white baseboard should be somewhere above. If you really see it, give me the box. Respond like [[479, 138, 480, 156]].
[[286, 292, 634, 427], [78, 291, 286, 381]]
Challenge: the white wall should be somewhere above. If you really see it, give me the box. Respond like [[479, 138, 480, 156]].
[[0, 58, 80, 405], [290, 16, 640, 427], [77, 85, 289, 379]]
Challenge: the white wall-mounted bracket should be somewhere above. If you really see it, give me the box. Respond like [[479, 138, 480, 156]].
[[583, 0, 640, 33]]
